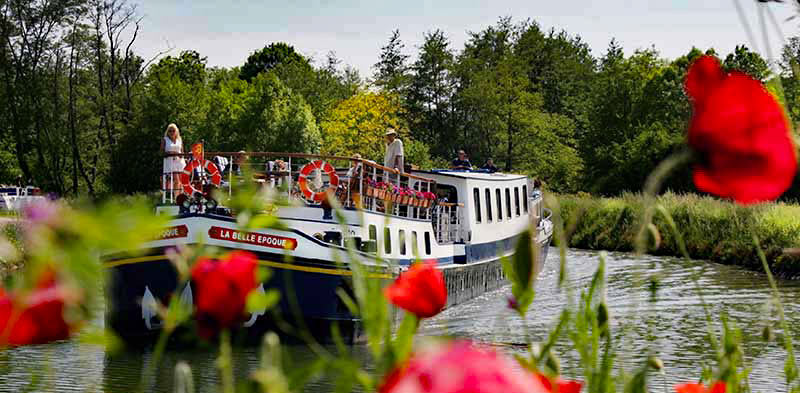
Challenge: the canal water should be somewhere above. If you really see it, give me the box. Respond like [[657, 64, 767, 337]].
[[1, 248, 799, 392]]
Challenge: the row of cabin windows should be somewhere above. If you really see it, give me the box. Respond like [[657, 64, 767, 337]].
[[368, 225, 432, 256], [473, 185, 528, 224]]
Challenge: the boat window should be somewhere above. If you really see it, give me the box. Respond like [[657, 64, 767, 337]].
[[485, 188, 492, 222], [514, 187, 521, 216], [522, 185, 529, 213], [424, 232, 431, 255], [369, 225, 377, 241], [473, 188, 482, 223], [399, 230, 406, 255], [412, 231, 419, 255], [384, 227, 391, 254], [495, 189, 502, 221], [505, 189, 512, 219]]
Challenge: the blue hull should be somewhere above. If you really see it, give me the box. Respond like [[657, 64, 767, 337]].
[[105, 242, 550, 343]]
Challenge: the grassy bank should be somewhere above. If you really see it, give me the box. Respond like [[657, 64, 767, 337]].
[[552, 192, 800, 278]]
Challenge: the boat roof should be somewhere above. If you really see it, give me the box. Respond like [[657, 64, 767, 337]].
[[413, 169, 528, 181]]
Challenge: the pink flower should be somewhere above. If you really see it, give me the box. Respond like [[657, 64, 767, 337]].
[[379, 340, 549, 393]]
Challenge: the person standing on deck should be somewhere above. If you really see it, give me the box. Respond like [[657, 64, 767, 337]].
[[160, 124, 185, 192], [383, 128, 404, 181]]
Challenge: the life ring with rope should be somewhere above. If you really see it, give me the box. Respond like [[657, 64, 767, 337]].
[[298, 160, 339, 203], [179, 159, 222, 195]]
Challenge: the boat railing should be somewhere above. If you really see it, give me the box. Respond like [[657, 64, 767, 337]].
[[161, 151, 438, 220], [433, 202, 464, 244]]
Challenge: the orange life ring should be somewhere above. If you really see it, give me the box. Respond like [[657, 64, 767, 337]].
[[297, 160, 339, 202], [179, 159, 222, 195]]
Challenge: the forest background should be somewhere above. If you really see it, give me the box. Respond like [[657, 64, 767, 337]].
[[4, 0, 800, 199]]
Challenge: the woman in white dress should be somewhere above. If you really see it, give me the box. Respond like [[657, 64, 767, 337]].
[[160, 123, 185, 192]]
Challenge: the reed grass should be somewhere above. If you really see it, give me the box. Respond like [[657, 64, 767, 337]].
[[553, 192, 800, 278]]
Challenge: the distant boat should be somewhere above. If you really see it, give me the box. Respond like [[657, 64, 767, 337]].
[[0, 185, 45, 212], [103, 150, 553, 342]]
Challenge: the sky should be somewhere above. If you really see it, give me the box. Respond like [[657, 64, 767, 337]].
[[130, 0, 800, 78]]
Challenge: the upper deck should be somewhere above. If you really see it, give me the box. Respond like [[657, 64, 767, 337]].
[[160, 151, 542, 249]]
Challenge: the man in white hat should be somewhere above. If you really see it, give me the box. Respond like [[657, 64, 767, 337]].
[[383, 128, 404, 173]]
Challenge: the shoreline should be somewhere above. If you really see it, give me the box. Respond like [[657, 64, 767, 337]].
[[550, 192, 800, 279]]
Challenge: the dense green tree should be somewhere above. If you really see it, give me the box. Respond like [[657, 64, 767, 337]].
[[723, 45, 770, 81], [406, 30, 456, 155], [149, 50, 207, 84], [269, 52, 360, 125], [515, 23, 596, 140], [373, 30, 410, 95], [239, 42, 310, 82]]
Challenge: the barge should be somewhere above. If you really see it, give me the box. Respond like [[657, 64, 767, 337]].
[[104, 150, 553, 341]]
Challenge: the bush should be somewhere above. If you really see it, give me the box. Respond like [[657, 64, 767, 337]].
[[552, 192, 800, 277]]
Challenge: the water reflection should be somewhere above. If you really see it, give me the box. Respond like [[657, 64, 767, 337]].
[[1, 248, 799, 392]]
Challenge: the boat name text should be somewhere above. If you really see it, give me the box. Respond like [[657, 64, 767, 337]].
[[208, 226, 298, 250]]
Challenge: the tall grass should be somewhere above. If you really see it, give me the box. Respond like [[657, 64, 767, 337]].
[[553, 192, 800, 277]]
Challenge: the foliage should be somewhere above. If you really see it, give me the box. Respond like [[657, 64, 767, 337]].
[[320, 92, 407, 162], [239, 43, 311, 83], [553, 192, 800, 276], [372, 29, 410, 95]]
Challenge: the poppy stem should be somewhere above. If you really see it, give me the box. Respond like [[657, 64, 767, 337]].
[[753, 233, 798, 387], [218, 329, 235, 393]]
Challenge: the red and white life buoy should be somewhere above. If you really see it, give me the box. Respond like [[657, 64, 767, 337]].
[[297, 160, 339, 202], [179, 159, 221, 195]]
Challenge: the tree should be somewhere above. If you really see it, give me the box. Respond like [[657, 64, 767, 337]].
[[150, 50, 207, 84], [239, 42, 310, 82], [268, 52, 360, 125], [320, 91, 407, 162], [373, 30, 410, 95], [233, 73, 320, 153], [406, 30, 456, 156], [723, 45, 770, 81], [515, 23, 596, 141]]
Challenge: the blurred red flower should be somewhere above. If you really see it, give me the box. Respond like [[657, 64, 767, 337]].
[[674, 381, 726, 393], [384, 261, 447, 318], [685, 55, 797, 204], [191, 250, 258, 338], [0, 273, 76, 346], [379, 340, 549, 393], [535, 372, 583, 393]]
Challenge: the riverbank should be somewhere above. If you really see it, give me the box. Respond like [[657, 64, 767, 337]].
[[552, 192, 800, 278]]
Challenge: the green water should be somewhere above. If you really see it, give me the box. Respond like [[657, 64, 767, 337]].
[[1, 248, 798, 392]]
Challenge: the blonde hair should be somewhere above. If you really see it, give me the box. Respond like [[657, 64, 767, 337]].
[[165, 123, 181, 141]]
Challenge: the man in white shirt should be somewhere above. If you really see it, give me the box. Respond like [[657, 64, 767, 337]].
[[383, 128, 404, 173]]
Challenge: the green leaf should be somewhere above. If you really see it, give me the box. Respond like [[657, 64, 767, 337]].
[[392, 313, 419, 365], [512, 230, 534, 290], [246, 289, 280, 313], [255, 267, 272, 283]]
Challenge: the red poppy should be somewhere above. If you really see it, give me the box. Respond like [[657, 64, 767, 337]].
[[384, 261, 447, 319], [535, 372, 583, 393], [0, 275, 76, 346], [379, 340, 549, 393], [191, 250, 258, 337], [685, 55, 797, 204], [674, 381, 726, 393]]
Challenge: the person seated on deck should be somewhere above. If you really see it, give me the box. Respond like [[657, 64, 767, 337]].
[[450, 150, 472, 170], [265, 159, 289, 187], [341, 154, 364, 206], [481, 158, 498, 173], [232, 151, 247, 176]]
